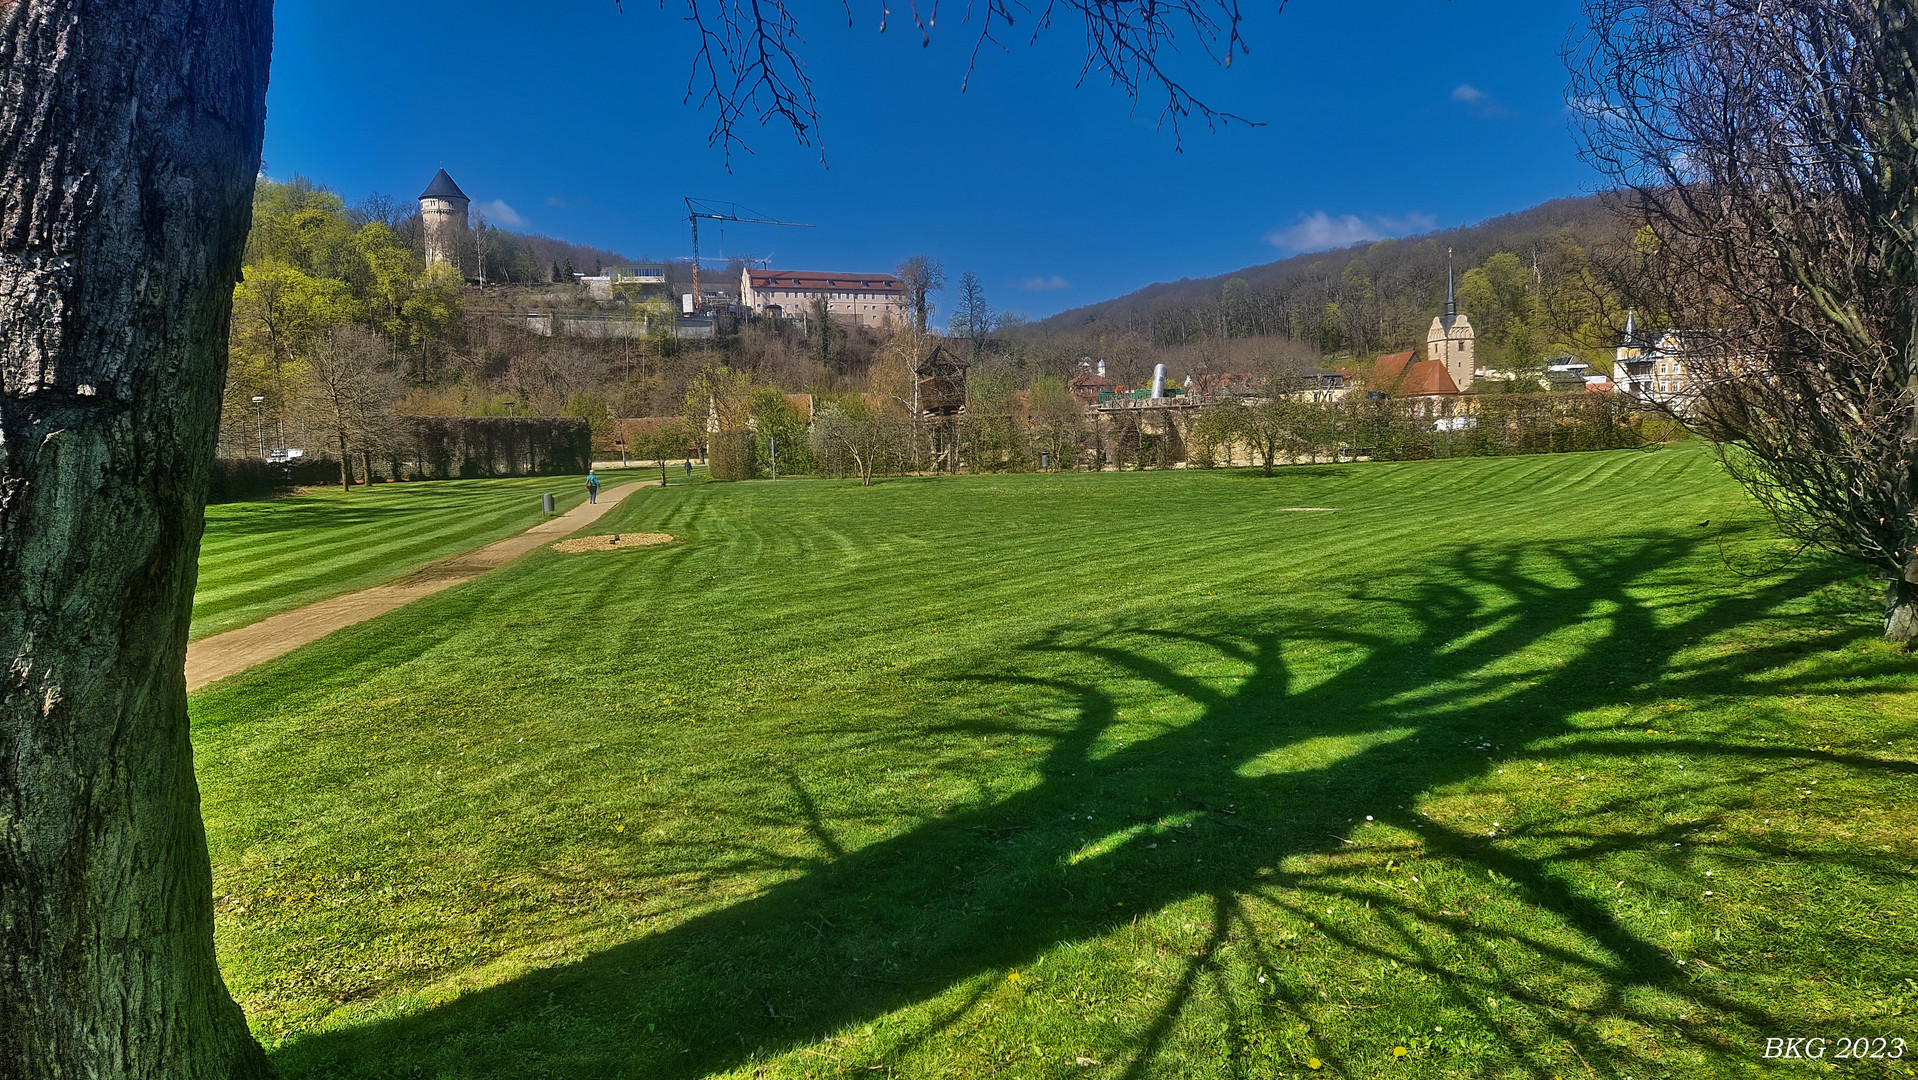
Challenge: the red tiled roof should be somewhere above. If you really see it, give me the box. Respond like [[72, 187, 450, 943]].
[[1396, 360, 1460, 396], [749, 270, 905, 293], [610, 416, 679, 435], [1365, 351, 1459, 396], [1370, 351, 1417, 384], [1584, 378, 1616, 393]]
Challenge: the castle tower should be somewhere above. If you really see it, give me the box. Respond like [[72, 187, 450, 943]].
[[1426, 248, 1476, 391], [418, 168, 470, 270]]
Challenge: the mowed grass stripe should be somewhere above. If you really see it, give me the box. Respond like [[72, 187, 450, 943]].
[[192, 472, 648, 640], [189, 444, 1916, 1080]]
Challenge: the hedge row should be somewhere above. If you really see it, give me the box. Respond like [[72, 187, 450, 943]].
[[401, 416, 592, 480]]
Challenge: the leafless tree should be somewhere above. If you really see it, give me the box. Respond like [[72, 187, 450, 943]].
[[949, 269, 996, 358], [811, 402, 892, 485], [305, 327, 401, 490], [1572, 0, 1918, 642], [896, 254, 947, 335]]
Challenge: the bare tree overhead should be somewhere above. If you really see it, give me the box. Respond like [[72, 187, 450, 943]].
[[654, 0, 1269, 164], [1572, 0, 1918, 643]]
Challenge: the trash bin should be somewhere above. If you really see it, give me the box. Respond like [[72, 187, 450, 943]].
[[542, 493, 555, 514]]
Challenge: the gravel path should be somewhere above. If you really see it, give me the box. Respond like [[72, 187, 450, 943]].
[[185, 480, 654, 691]]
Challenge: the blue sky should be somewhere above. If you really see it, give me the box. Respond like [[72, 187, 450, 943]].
[[264, 0, 1598, 318]]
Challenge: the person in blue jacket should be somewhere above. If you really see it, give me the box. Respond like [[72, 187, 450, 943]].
[[585, 469, 599, 504]]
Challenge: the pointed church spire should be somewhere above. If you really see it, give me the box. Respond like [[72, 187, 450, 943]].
[[1442, 249, 1457, 320], [1445, 247, 1457, 320]]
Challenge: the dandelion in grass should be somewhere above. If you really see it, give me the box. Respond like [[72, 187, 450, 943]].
[[1393, 1045, 1409, 1057]]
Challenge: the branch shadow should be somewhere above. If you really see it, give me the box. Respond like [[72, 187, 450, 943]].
[[271, 532, 1899, 1078]]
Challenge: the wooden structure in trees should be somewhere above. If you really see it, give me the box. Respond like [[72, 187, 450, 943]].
[[915, 345, 969, 471], [916, 345, 970, 416]]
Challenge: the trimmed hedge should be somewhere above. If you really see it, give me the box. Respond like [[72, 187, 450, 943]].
[[207, 458, 285, 503], [401, 416, 592, 480], [206, 457, 346, 503]]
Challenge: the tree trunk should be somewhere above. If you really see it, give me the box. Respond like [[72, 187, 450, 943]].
[[1889, 574, 1918, 645], [337, 430, 353, 490], [0, 2, 274, 1075]]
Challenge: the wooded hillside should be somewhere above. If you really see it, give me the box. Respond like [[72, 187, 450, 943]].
[[1030, 195, 1630, 370]]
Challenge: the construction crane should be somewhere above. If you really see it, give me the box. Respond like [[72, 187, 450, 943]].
[[684, 197, 813, 312]]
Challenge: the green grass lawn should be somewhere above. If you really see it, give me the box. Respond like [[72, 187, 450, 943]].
[[188, 444, 1918, 1079], [192, 468, 668, 640]]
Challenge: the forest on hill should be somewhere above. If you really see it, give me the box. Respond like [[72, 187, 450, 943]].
[[1020, 194, 1636, 378]]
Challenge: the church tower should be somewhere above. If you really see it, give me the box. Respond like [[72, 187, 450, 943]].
[[1426, 249, 1476, 391], [419, 168, 470, 270]]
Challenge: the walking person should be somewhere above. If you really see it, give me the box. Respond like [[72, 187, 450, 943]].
[[683, 459, 693, 479], [586, 469, 599, 505]]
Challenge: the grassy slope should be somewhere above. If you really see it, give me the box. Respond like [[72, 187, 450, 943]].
[[188, 445, 1918, 1079], [192, 470, 653, 640]]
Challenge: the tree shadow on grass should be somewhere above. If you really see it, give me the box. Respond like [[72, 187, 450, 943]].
[[273, 533, 1910, 1078]]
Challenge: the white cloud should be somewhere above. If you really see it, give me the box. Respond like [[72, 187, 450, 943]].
[[1452, 83, 1513, 117], [1010, 275, 1072, 291], [1264, 211, 1437, 253], [474, 198, 527, 228]]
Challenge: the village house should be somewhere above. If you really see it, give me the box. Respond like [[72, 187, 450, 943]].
[[1611, 313, 1705, 410]]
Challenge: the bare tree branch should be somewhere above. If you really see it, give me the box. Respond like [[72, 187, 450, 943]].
[[619, 0, 1266, 166]]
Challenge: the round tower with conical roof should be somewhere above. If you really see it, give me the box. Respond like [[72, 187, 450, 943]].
[[419, 169, 470, 270]]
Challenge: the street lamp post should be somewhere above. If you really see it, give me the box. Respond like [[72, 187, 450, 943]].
[[251, 395, 265, 458]]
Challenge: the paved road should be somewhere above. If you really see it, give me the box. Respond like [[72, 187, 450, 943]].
[[185, 480, 654, 692]]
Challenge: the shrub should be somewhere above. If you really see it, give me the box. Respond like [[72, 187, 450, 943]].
[[708, 429, 758, 481]]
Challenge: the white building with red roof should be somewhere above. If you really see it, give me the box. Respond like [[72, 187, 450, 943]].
[[741, 268, 909, 328]]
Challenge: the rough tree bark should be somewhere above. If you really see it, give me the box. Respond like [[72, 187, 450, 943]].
[[0, 1, 274, 1075]]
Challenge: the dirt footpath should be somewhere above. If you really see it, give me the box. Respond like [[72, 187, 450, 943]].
[[185, 480, 654, 692]]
